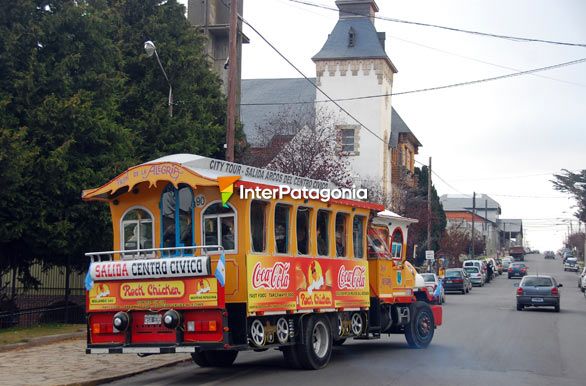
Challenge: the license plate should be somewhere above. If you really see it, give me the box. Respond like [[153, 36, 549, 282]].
[[144, 314, 162, 325], [531, 298, 544, 302]]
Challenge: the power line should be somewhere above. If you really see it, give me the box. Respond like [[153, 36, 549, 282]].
[[288, 0, 586, 48], [240, 57, 586, 106], [388, 35, 586, 89]]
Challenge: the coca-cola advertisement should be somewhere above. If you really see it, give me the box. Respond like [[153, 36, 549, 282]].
[[246, 255, 369, 313]]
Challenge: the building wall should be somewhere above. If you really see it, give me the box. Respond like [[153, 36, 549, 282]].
[[315, 58, 394, 194]]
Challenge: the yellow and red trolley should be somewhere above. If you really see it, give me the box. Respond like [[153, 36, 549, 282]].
[[83, 154, 442, 369]]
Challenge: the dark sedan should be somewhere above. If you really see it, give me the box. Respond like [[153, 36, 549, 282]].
[[516, 275, 562, 312], [508, 262, 528, 279], [443, 268, 471, 294]]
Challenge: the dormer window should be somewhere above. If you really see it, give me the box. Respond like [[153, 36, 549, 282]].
[[348, 27, 356, 47]]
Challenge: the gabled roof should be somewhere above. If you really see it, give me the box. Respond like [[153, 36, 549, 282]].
[[312, 17, 397, 73], [389, 109, 422, 148], [440, 194, 502, 213]]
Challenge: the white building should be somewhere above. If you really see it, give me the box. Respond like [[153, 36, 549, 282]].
[[312, 0, 397, 195]]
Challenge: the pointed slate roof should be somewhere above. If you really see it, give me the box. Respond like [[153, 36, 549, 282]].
[[312, 2, 397, 72]]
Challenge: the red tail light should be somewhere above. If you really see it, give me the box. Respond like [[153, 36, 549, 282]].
[[551, 287, 559, 296], [453, 279, 463, 283], [516, 287, 523, 295], [508, 268, 513, 272]]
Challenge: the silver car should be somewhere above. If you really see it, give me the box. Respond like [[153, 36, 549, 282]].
[[516, 275, 562, 312]]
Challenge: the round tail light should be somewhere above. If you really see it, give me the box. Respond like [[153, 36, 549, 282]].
[[113, 312, 130, 332], [163, 309, 181, 329]]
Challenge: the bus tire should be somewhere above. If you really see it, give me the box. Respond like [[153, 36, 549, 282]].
[[295, 315, 333, 370], [333, 338, 346, 346], [404, 302, 435, 349], [192, 350, 238, 367]]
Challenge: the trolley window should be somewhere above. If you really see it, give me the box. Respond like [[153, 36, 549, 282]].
[[203, 202, 236, 252], [121, 208, 154, 250], [316, 210, 330, 256], [296, 207, 311, 255], [352, 215, 365, 258], [251, 200, 268, 253], [335, 213, 348, 257], [274, 204, 291, 254]]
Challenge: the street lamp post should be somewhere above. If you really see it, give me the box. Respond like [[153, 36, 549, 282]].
[[144, 40, 173, 117]]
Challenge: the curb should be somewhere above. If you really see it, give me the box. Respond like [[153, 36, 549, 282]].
[[59, 358, 191, 386], [0, 331, 86, 353]]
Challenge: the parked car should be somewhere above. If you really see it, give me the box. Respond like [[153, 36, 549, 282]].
[[463, 260, 487, 281], [443, 268, 472, 294], [578, 267, 586, 292], [464, 266, 484, 287], [516, 275, 562, 312], [495, 258, 503, 274], [562, 251, 574, 263], [564, 257, 579, 272], [420, 273, 445, 304], [486, 258, 499, 276], [502, 256, 514, 270], [508, 262, 528, 279]]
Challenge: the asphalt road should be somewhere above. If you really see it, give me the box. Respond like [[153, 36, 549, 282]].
[[106, 254, 586, 386]]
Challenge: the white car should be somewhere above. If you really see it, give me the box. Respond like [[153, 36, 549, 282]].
[[420, 273, 445, 304], [463, 260, 487, 282], [579, 267, 586, 292], [464, 266, 484, 287]]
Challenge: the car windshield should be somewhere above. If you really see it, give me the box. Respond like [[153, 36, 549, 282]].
[[464, 267, 479, 274], [445, 271, 462, 278], [421, 274, 435, 282], [522, 277, 553, 287], [566, 259, 577, 264]]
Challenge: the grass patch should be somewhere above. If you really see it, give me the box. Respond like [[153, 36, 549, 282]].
[[0, 323, 85, 346]]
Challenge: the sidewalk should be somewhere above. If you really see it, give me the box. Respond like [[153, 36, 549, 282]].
[[0, 337, 190, 386]]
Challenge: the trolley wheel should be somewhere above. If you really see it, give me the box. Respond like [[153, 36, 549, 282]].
[[404, 302, 435, 349], [295, 315, 333, 370], [191, 350, 238, 367]]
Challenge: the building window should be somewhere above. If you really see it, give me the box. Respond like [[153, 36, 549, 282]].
[[203, 202, 236, 252], [353, 215, 365, 259], [348, 27, 356, 47], [250, 200, 268, 253], [275, 204, 291, 254], [297, 207, 311, 255], [121, 208, 154, 250], [316, 210, 330, 256], [337, 124, 360, 155]]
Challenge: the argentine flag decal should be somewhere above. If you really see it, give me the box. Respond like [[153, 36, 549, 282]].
[[215, 253, 226, 287]]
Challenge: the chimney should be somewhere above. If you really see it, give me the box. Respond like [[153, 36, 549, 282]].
[[335, 0, 379, 23]]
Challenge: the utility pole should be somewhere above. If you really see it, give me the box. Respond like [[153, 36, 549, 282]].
[[225, 0, 238, 162], [471, 192, 476, 257], [427, 157, 432, 251]]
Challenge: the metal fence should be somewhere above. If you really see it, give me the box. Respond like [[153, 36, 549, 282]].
[[0, 263, 86, 328]]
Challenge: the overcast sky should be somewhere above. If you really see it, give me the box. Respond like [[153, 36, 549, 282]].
[[181, 0, 586, 251]]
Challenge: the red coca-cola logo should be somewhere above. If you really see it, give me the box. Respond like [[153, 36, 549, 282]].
[[252, 262, 291, 290], [338, 265, 366, 289]]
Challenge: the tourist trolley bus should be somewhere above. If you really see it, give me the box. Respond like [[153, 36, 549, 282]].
[[83, 154, 442, 369]]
